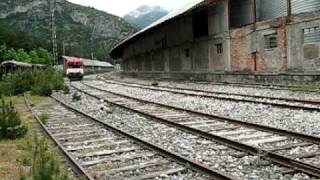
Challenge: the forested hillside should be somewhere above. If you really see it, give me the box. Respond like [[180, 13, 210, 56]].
[[0, 0, 137, 62]]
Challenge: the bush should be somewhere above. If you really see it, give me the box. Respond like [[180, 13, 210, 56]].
[[72, 92, 81, 102], [63, 85, 70, 94], [151, 82, 159, 86], [31, 67, 64, 96], [0, 67, 64, 96], [32, 137, 68, 180], [0, 99, 28, 139]]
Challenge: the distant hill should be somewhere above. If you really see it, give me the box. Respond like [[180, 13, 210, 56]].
[[0, 0, 137, 62], [124, 5, 168, 29]]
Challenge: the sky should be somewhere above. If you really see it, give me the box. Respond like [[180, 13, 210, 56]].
[[67, 0, 195, 17]]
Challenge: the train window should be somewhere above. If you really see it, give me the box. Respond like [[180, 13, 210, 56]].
[[68, 64, 82, 68]]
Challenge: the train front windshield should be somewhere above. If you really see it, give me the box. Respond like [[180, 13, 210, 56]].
[[68, 63, 83, 68]]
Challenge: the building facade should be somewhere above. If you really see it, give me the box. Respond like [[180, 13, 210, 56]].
[[111, 0, 320, 84]]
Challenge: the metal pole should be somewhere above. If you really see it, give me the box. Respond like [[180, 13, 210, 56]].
[[50, 0, 58, 65], [287, 0, 292, 21]]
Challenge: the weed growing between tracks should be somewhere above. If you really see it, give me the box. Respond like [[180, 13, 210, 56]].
[[288, 85, 320, 93]]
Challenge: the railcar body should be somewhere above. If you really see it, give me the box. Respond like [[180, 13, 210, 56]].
[[63, 57, 84, 80]]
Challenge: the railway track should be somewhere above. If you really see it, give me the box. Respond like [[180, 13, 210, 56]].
[[24, 94, 233, 180], [97, 77, 320, 112], [73, 80, 320, 178]]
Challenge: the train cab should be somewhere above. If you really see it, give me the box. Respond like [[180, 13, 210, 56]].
[[63, 57, 84, 80]]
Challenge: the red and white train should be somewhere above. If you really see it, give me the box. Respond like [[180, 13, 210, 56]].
[[63, 57, 84, 80]]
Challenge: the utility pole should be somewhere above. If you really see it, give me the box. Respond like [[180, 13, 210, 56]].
[[90, 24, 97, 60], [50, 0, 58, 65]]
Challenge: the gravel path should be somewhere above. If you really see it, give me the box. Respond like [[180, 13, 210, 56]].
[[83, 80, 320, 137], [53, 86, 312, 180]]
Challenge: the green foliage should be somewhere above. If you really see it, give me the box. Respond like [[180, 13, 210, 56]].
[[72, 92, 81, 102], [288, 85, 320, 93], [0, 99, 28, 139], [31, 68, 64, 96], [0, 70, 34, 95], [0, 68, 64, 96], [63, 85, 70, 94], [0, 44, 53, 65], [151, 82, 159, 87], [0, 148, 5, 157], [32, 137, 69, 180], [0, 24, 49, 52], [39, 114, 49, 125]]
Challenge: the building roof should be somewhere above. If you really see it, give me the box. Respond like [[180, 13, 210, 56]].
[[1, 60, 33, 67], [62, 56, 114, 68], [110, 0, 207, 58]]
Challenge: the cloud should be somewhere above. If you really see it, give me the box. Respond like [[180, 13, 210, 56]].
[[67, 0, 195, 16]]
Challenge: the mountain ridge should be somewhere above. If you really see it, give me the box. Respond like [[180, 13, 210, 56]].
[[124, 5, 168, 29], [0, 0, 137, 62]]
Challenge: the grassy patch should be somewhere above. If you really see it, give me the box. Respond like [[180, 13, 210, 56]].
[[0, 96, 69, 179], [288, 85, 320, 93]]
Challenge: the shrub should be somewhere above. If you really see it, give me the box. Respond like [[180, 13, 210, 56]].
[[72, 92, 81, 102], [0, 67, 64, 96], [31, 67, 64, 96], [32, 137, 68, 180], [151, 82, 159, 86], [0, 99, 28, 139], [63, 85, 70, 94]]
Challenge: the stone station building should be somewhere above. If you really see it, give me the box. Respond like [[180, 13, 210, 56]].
[[110, 0, 320, 84]]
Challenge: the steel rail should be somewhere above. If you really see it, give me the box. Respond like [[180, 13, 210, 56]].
[[76, 82, 320, 178], [98, 76, 320, 106], [51, 94, 235, 180], [97, 78, 320, 112], [23, 93, 94, 180]]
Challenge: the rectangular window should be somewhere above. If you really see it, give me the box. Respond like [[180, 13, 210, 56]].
[[264, 34, 278, 49], [192, 9, 208, 38], [216, 44, 223, 54], [304, 27, 320, 44], [185, 49, 190, 57]]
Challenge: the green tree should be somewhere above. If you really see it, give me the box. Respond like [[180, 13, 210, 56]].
[[35, 48, 53, 65], [2, 48, 17, 61], [29, 50, 40, 64], [16, 49, 31, 63], [0, 44, 7, 63]]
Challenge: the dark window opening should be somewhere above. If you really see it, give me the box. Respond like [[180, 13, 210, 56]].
[[303, 27, 320, 44], [230, 0, 253, 28], [185, 49, 190, 57], [216, 44, 223, 54], [192, 9, 208, 38], [264, 34, 278, 49], [68, 63, 82, 69]]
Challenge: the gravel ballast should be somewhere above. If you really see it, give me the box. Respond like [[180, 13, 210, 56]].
[[53, 86, 312, 180], [82, 80, 320, 137]]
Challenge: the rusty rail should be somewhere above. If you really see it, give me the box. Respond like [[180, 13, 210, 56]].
[[76, 82, 320, 178]]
